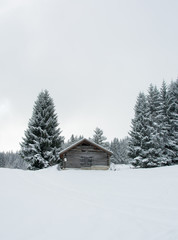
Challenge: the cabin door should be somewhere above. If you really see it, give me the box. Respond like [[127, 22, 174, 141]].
[[80, 156, 92, 167]]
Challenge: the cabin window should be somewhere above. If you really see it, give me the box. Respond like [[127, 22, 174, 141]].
[[80, 157, 93, 167]]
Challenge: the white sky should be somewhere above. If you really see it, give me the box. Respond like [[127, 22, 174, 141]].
[[0, 0, 178, 151]]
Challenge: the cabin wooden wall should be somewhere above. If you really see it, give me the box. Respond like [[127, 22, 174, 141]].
[[64, 144, 109, 169]]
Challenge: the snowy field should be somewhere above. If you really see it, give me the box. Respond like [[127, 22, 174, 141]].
[[1, 165, 178, 240]]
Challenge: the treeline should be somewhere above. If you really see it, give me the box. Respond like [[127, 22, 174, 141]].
[[128, 79, 178, 167], [1, 79, 177, 170], [0, 152, 27, 169], [0, 127, 129, 170]]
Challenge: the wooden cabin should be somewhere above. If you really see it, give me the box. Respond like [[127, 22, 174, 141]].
[[59, 138, 112, 170]]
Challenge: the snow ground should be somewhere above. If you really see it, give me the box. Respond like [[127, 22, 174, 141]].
[[0, 165, 178, 240]]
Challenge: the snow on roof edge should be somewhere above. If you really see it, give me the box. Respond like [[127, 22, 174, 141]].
[[59, 138, 112, 155]]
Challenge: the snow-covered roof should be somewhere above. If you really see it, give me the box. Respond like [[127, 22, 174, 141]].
[[59, 138, 112, 156]]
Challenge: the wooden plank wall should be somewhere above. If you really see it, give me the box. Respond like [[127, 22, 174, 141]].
[[65, 144, 109, 168]]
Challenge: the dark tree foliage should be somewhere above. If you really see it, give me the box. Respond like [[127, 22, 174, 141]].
[[128, 92, 149, 167], [0, 152, 5, 168], [20, 90, 64, 170], [110, 137, 129, 164], [92, 127, 109, 148], [0, 151, 27, 169], [128, 79, 178, 168], [166, 80, 178, 162]]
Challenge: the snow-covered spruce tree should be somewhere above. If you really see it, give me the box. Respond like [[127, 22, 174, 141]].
[[144, 84, 163, 167], [166, 79, 178, 162], [110, 138, 120, 164], [128, 92, 149, 167], [69, 134, 75, 143], [0, 152, 5, 168], [110, 137, 129, 164], [20, 90, 64, 170], [92, 127, 109, 148], [118, 137, 130, 164], [157, 81, 172, 164]]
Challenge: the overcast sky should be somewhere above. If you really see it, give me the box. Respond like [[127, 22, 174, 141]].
[[0, 0, 178, 151]]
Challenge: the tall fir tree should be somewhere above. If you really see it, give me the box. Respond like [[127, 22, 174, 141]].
[[145, 85, 163, 167], [20, 90, 64, 170], [157, 81, 172, 164], [128, 92, 149, 167], [129, 80, 178, 168], [166, 79, 178, 161]]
